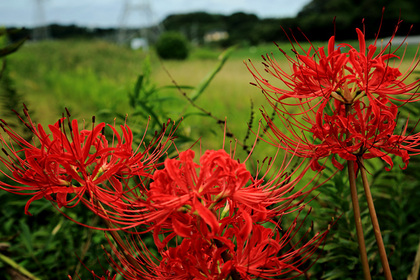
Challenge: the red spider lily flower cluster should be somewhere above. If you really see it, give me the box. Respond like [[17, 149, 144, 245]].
[[0, 107, 177, 228], [247, 20, 420, 171], [100, 149, 329, 279], [0, 108, 330, 279]]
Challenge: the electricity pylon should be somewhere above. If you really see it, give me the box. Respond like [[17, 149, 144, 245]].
[[32, 0, 49, 41], [117, 0, 161, 47]]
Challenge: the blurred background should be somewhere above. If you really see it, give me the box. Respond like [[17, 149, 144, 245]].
[[1, 1, 420, 279], [2, 0, 420, 42]]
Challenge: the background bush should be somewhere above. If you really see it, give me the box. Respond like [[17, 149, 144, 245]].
[[155, 31, 189, 60]]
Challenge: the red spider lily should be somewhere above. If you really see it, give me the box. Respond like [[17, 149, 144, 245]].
[[247, 35, 347, 106], [0, 107, 176, 228], [145, 149, 250, 232], [260, 97, 420, 171], [246, 21, 420, 112], [67, 139, 330, 279], [103, 208, 329, 280], [136, 148, 319, 240], [343, 26, 420, 107]]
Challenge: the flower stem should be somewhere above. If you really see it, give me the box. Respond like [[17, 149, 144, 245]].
[[214, 239, 241, 280], [348, 159, 371, 280], [102, 219, 143, 272], [359, 159, 393, 280]]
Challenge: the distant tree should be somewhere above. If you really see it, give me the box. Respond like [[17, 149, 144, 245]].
[[253, 18, 286, 43], [223, 12, 260, 44], [158, 1, 420, 46], [296, 0, 356, 40], [297, 0, 420, 39]]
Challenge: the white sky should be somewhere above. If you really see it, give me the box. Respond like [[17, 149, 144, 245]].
[[0, 0, 311, 28]]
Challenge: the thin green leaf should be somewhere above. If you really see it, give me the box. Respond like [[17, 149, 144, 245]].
[[19, 220, 33, 254], [0, 37, 27, 58], [189, 45, 237, 102], [158, 85, 195, 91], [133, 74, 144, 99]]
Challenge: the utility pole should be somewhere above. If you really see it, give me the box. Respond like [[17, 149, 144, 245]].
[[32, 0, 49, 41]]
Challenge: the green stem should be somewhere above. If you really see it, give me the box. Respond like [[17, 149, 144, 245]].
[[359, 159, 392, 280], [344, 103, 371, 279], [100, 213, 143, 272], [213, 239, 241, 280], [92, 197, 143, 273], [0, 252, 41, 280], [348, 160, 371, 280]]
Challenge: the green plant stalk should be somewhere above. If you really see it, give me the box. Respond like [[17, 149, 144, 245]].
[[359, 158, 393, 280], [344, 104, 371, 280], [102, 220, 143, 272], [348, 160, 371, 280], [72, 216, 98, 279], [0, 252, 41, 280]]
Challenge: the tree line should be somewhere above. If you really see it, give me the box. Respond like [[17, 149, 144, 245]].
[[162, 0, 420, 45]]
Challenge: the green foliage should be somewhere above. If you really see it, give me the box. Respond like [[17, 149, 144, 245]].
[[155, 32, 189, 60], [309, 166, 376, 279], [0, 28, 27, 80], [110, 45, 238, 152], [370, 159, 420, 278], [0, 29, 26, 60], [0, 29, 31, 139], [309, 156, 420, 279], [0, 190, 108, 279], [0, 61, 32, 140]]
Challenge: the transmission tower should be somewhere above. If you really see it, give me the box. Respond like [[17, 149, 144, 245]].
[[32, 0, 49, 41], [117, 0, 161, 48]]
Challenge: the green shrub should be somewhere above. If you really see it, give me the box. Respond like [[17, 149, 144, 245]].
[[155, 32, 189, 60]]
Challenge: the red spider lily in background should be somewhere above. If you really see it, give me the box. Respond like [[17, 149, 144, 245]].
[[0, 107, 177, 228], [246, 21, 420, 113], [259, 97, 420, 171]]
